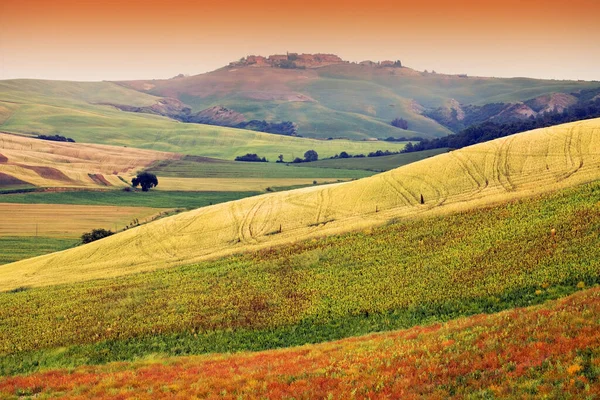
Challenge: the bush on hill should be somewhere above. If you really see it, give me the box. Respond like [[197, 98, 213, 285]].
[[81, 228, 114, 244], [391, 117, 409, 130], [235, 153, 268, 162], [37, 134, 75, 143]]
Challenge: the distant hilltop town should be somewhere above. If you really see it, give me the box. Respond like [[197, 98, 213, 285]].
[[229, 53, 403, 69]]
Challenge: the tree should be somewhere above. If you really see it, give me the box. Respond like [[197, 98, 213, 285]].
[[304, 150, 318, 162], [339, 151, 350, 159], [132, 171, 158, 192], [391, 117, 409, 130], [277, 154, 284, 163]]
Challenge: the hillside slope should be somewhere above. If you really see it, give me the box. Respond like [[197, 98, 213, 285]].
[[2, 286, 598, 399], [119, 58, 600, 139], [1, 118, 598, 290], [0, 133, 179, 189]]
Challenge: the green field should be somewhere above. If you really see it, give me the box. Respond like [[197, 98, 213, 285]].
[[295, 148, 449, 171], [1, 180, 598, 375], [146, 156, 374, 178], [0, 237, 78, 265], [0, 190, 261, 209]]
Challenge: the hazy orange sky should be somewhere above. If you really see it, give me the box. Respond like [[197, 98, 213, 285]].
[[1, 0, 599, 81]]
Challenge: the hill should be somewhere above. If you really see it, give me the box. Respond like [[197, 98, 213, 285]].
[[0, 79, 408, 160], [1, 118, 598, 291], [118, 54, 600, 139], [2, 286, 597, 398]]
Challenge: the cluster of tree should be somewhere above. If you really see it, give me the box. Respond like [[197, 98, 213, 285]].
[[391, 118, 409, 130], [402, 95, 600, 153], [324, 149, 401, 160], [132, 171, 158, 191], [291, 150, 319, 163], [367, 149, 401, 157], [81, 228, 114, 244], [37, 134, 75, 143], [383, 136, 424, 142], [236, 120, 298, 136], [235, 153, 268, 162], [327, 152, 366, 159]]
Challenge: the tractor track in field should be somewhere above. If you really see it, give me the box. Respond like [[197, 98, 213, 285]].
[[381, 173, 417, 207], [450, 151, 489, 196], [494, 135, 516, 192], [556, 124, 584, 182]]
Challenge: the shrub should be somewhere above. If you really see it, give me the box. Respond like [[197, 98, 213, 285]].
[[81, 228, 114, 244]]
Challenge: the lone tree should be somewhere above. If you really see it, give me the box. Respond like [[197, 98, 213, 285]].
[[304, 150, 319, 162], [132, 171, 158, 192]]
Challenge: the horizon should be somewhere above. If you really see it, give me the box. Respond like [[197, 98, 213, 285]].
[[1, 0, 599, 82]]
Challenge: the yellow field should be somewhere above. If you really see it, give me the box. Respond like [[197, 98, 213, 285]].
[[0, 203, 167, 238], [0, 133, 179, 189], [1, 118, 599, 291], [155, 177, 349, 191]]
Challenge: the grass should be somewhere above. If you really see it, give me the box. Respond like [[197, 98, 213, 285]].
[[0, 190, 261, 209], [0, 203, 165, 238], [154, 177, 351, 191], [147, 157, 373, 178], [0, 237, 78, 265], [1, 118, 598, 289], [294, 148, 449, 171], [0, 179, 598, 375], [1, 287, 598, 398]]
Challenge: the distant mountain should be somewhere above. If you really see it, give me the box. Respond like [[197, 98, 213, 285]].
[[117, 53, 600, 140], [424, 91, 586, 132]]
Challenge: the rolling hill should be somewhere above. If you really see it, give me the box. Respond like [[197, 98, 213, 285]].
[[118, 55, 600, 139], [0, 80, 408, 160], [1, 118, 598, 291]]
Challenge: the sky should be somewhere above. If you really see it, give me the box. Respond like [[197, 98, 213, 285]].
[[1, 0, 599, 81]]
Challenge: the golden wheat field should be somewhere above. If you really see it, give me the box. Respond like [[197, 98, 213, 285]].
[[0, 133, 179, 189], [0, 203, 166, 238], [1, 118, 599, 291]]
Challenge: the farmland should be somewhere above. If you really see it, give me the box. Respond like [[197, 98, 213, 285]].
[[0, 203, 166, 238], [146, 156, 373, 178], [0, 179, 598, 374], [1, 286, 598, 399], [0, 132, 178, 189], [294, 148, 449, 171], [1, 118, 597, 290], [0, 237, 78, 265], [0, 190, 261, 209]]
